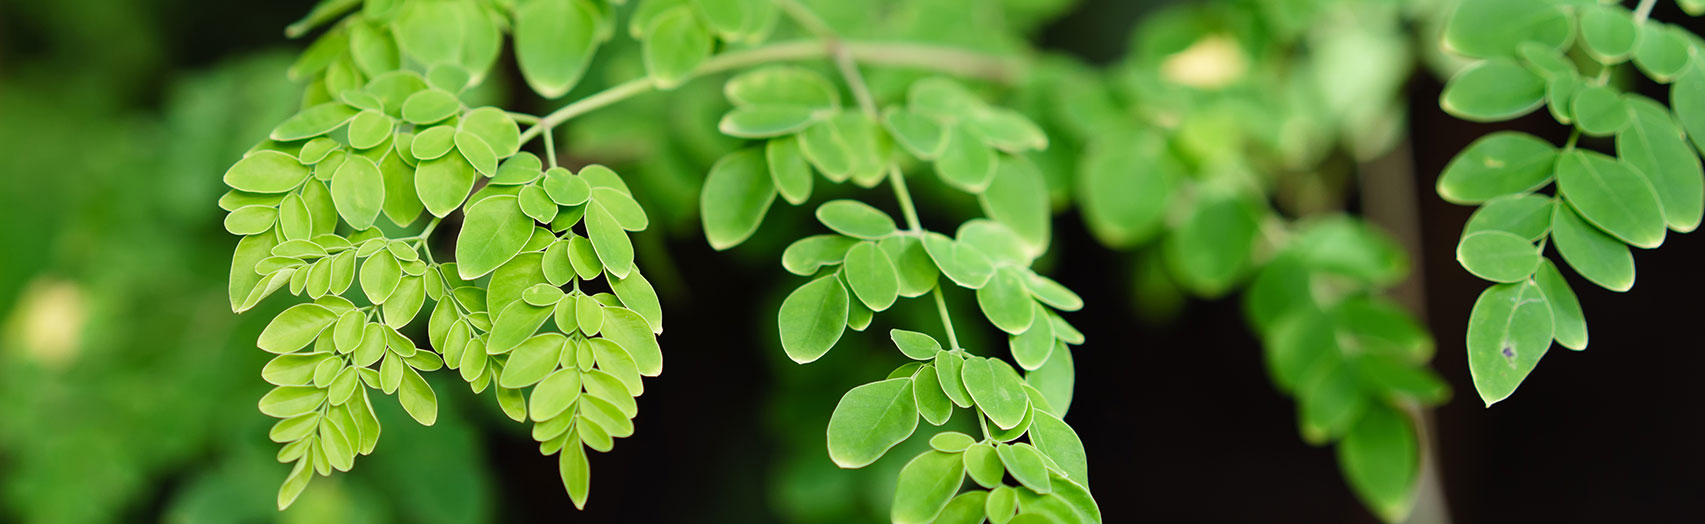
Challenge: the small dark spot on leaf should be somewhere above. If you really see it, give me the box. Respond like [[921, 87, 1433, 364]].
[[1502, 345, 1516, 360]]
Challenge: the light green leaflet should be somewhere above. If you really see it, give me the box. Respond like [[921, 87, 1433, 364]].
[[1464, 194, 1553, 241], [826, 378, 918, 468], [816, 199, 898, 239], [1435, 132, 1557, 204], [226, 151, 311, 193], [1534, 260, 1587, 351], [1550, 202, 1635, 292], [1441, 0, 1570, 59], [962, 357, 1030, 430], [777, 274, 849, 364], [1440, 59, 1545, 122], [258, 304, 337, 354], [891, 330, 942, 360], [1466, 280, 1553, 406], [1617, 96, 1703, 233], [843, 241, 900, 311], [767, 136, 813, 205], [643, 6, 711, 89], [1337, 404, 1419, 522], [891, 450, 966, 524], [1577, 4, 1636, 63], [1455, 231, 1540, 283], [516, 0, 599, 98], [1568, 86, 1627, 136], [331, 156, 385, 229], [456, 195, 533, 280], [701, 148, 776, 250], [1555, 151, 1666, 249]]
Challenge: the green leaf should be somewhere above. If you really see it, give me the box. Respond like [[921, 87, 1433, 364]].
[[1634, 23, 1691, 82], [1456, 231, 1541, 283], [923, 233, 995, 289], [415, 155, 476, 217], [1534, 259, 1587, 351], [962, 356, 1030, 430], [914, 365, 953, 425], [766, 135, 814, 205], [516, 0, 600, 98], [826, 378, 919, 468], [1010, 303, 1055, 371], [488, 302, 553, 354], [1440, 59, 1545, 122], [644, 6, 712, 89], [1337, 403, 1419, 523], [937, 125, 998, 192], [1436, 131, 1558, 204], [891, 330, 942, 360], [454, 129, 499, 176], [272, 102, 359, 141], [600, 306, 664, 376], [226, 151, 312, 193], [1672, 64, 1705, 154], [331, 156, 385, 229], [880, 236, 940, 298], [544, 166, 591, 206], [225, 206, 278, 235], [798, 117, 853, 181], [1555, 150, 1666, 248], [531, 368, 584, 422], [884, 107, 947, 159], [967, 108, 1048, 152], [1518, 42, 1575, 79], [398, 366, 438, 425], [979, 156, 1051, 253], [1617, 96, 1703, 232], [816, 200, 897, 239], [1464, 194, 1554, 241], [1550, 202, 1634, 291], [701, 148, 777, 250], [727, 66, 838, 108], [401, 89, 459, 125], [978, 268, 1036, 334], [463, 107, 521, 158], [844, 241, 900, 311], [1577, 4, 1636, 63], [693, 0, 775, 42], [611, 271, 664, 334], [997, 443, 1051, 494], [1163, 190, 1259, 296], [987, 486, 1017, 524], [501, 334, 567, 388], [891, 450, 966, 524], [1545, 74, 1580, 125], [930, 431, 976, 452], [1442, 0, 1571, 58], [1568, 85, 1628, 136], [586, 202, 635, 278], [937, 491, 990, 524], [411, 126, 456, 160], [592, 186, 648, 231], [456, 195, 533, 280], [1029, 411, 1088, 484], [720, 106, 822, 138], [777, 274, 850, 363], [1076, 130, 1179, 246], [520, 185, 560, 224], [560, 438, 591, 509], [568, 234, 603, 280], [1467, 280, 1554, 406], [347, 110, 393, 150], [259, 304, 337, 353], [909, 77, 985, 119], [259, 386, 326, 418], [934, 351, 975, 407], [963, 442, 1004, 488]]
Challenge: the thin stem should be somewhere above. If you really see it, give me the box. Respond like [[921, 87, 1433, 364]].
[[515, 40, 1019, 144], [1564, 129, 1582, 151], [411, 217, 443, 250], [1634, 0, 1658, 23], [888, 166, 923, 231], [933, 286, 961, 351], [507, 112, 541, 125], [544, 125, 559, 168]]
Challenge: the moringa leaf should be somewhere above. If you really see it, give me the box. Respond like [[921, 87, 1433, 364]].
[[777, 274, 850, 363], [1466, 280, 1554, 406], [826, 378, 919, 468], [701, 148, 776, 250]]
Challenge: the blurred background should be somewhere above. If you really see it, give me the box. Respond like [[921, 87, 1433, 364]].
[[2, 0, 1703, 522]]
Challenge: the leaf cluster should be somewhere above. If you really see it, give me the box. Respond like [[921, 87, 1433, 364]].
[[1437, 0, 1704, 405]]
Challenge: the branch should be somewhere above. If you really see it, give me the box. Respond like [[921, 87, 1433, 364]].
[[516, 40, 1021, 144]]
